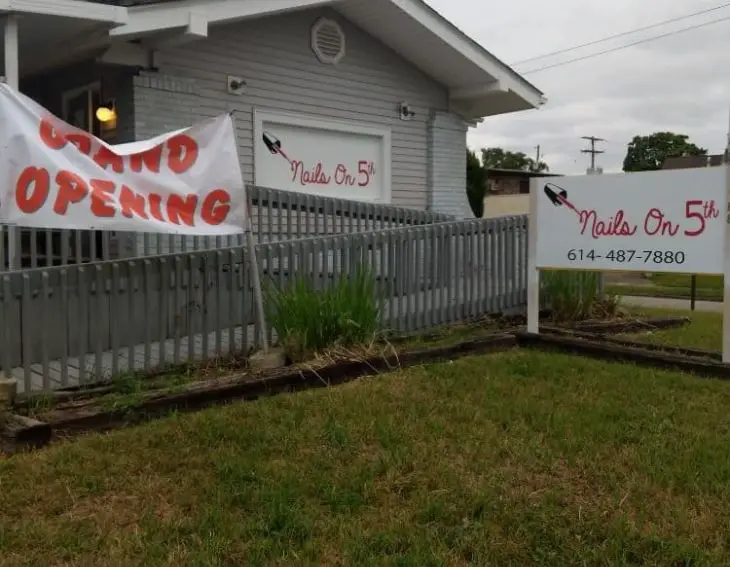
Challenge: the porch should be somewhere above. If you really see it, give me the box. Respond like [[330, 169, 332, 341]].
[[0, 0, 129, 270]]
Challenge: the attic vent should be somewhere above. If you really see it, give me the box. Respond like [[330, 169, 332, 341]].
[[311, 18, 345, 64]]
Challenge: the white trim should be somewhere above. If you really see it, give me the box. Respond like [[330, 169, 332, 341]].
[[450, 82, 504, 101], [389, 0, 542, 109], [97, 43, 150, 67], [110, 0, 339, 38], [253, 108, 392, 204], [0, 0, 127, 24], [108, 0, 543, 114]]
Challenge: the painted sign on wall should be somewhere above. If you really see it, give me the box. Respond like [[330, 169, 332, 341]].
[[534, 167, 726, 274], [254, 110, 391, 203]]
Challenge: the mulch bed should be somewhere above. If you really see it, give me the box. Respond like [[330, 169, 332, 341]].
[[2, 333, 517, 454], [0, 314, 704, 455]]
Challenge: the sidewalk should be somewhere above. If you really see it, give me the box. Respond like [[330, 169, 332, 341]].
[[619, 295, 723, 313]]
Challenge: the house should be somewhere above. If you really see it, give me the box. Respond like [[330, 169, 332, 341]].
[[662, 154, 724, 170], [482, 168, 562, 218], [2, 0, 544, 263]]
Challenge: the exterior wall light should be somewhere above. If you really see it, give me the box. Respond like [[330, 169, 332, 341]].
[[96, 100, 117, 123]]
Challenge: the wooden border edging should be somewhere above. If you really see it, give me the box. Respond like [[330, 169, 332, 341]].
[[4, 333, 517, 452], [515, 331, 730, 380], [570, 316, 690, 335], [542, 326, 720, 360]]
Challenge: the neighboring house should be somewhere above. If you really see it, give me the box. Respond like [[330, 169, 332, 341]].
[[2, 0, 544, 262], [482, 168, 562, 218], [662, 154, 724, 170]]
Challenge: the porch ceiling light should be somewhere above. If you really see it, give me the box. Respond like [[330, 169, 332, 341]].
[[96, 101, 117, 123]]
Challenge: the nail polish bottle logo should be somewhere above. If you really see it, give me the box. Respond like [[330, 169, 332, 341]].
[[262, 131, 292, 165], [543, 183, 580, 216]]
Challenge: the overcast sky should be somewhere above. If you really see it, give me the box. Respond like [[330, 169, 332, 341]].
[[427, 0, 730, 174]]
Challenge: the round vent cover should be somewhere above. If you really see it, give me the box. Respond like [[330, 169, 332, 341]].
[[311, 18, 345, 64]]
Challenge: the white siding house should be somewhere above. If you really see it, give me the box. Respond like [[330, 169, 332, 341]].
[[4, 0, 544, 261]]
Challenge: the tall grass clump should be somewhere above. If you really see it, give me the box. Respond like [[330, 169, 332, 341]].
[[541, 270, 618, 321], [265, 265, 381, 361]]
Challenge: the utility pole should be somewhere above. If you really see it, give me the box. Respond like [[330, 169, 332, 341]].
[[535, 144, 541, 165], [581, 136, 605, 173]]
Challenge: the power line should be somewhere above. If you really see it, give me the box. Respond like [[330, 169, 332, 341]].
[[512, 2, 730, 66], [521, 15, 730, 75]]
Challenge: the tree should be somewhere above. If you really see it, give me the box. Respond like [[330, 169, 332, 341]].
[[480, 147, 549, 172], [466, 149, 487, 218], [622, 132, 707, 172]]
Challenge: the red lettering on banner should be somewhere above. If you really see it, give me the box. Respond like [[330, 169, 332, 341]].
[[89, 179, 116, 217], [13, 118, 233, 228], [54, 171, 88, 215], [93, 146, 124, 174], [39, 118, 66, 150], [16, 166, 50, 213], [148, 193, 165, 222], [201, 189, 231, 225], [167, 134, 199, 174], [119, 185, 148, 219], [66, 133, 92, 155], [129, 145, 163, 174], [15, 169, 232, 226], [167, 194, 198, 226]]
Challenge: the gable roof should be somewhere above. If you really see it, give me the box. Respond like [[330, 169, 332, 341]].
[[108, 0, 545, 120]]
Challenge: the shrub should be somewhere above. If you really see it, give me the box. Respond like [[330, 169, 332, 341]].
[[265, 265, 381, 361], [541, 270, 619, 322]]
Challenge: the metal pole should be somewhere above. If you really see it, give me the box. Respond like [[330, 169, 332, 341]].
[[690, 275, 696, 311], [229, 111, 269, 352], [722, 107, 730, 363], [4, 15, 18, 271], [245, 203, 269, 352]]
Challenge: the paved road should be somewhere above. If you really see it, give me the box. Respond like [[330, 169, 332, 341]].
[[619, 295, 723, 313]]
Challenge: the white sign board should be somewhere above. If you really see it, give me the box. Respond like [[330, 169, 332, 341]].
[[535, 167, 726, 274], [0, 84, 247, 235], [254, 110, 391, 203]]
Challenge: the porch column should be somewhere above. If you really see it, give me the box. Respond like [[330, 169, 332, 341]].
[[3, 14, 18, 270]]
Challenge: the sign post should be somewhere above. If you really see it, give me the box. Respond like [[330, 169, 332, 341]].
[[718, 111, 730, 364], [527, 177, 540, 333]]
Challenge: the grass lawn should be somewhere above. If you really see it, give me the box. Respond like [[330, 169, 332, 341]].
[[4, 348, 730, 565], [622, 307, 721, 352], [649, 273, 723, 290], [606, 273, 724, 302]]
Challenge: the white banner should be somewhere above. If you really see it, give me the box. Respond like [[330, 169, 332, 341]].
[[0, 84, 246, 235], [534, 167, 726, 274]]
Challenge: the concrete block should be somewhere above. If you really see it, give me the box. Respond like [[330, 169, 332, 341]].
[[249, 348, 287, 372], [0, 374, 18, 409]]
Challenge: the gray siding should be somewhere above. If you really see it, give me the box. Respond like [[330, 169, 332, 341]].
[[133, 8, 449, 205], [428, 111, 471, 219]]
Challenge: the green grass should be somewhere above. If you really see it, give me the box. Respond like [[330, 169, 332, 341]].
[[265, 267, 380, 361], [4, 349, 730, 565], [607, 273, 724, 302], [649, 273, 723, 290], [606, 284, 723, 302], [541, 270, 607, 321], [622, 307, 722, 352]]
